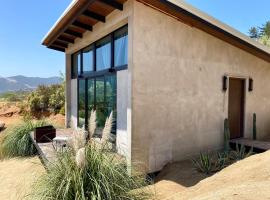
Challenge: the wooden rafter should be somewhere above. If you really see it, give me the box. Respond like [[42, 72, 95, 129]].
[[53, 41, 68, 48], [58, 36, 74, 43], [73, 21, 93, 31], [65, 29, 83, 38], [49, 46, 65, 52], [83, 10, 106, 22], [99, 0, 123, 10]]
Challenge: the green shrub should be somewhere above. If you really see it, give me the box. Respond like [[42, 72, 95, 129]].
[[0, 120, 47, 158], [31, 143, 151, 200], [27, 84, 65, 114]]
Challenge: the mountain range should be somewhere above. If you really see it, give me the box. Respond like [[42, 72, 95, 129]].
[[0, 75, 61, 94]]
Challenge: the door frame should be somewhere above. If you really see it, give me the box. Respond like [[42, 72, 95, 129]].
[[227, 76, 247, 139]]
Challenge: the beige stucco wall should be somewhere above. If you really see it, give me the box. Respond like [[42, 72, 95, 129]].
[[131, 1, 270, 172]]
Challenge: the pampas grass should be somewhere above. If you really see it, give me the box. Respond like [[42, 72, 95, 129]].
[[88, 110, 97, 139], [101, 111, 113, 143], [31, 143, 151, 200], [75, 147, 86, 169], [68, 128, 87, 153]]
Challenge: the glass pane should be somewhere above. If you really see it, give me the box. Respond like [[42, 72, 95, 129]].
[[72, 52, 80, 78], [96, 36, 111, 71], [83, 46, 94, 73], [105, 75, 117, 134], [114, 26, 128, 67], [88, 78, 95, 115], [78, 79, 86, 128], [96, 77, 106, 127]]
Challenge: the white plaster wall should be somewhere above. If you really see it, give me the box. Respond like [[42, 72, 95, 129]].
[[131, 1, 270, 173], [116, 70, 129, 156], [70, 79, 77, 128]]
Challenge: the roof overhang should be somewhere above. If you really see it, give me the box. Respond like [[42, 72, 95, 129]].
[[42, 0, 270, 63], [42, 0, 127, 52]]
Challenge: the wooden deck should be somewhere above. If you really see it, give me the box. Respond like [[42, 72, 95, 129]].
[[230, 138, 270, 152], [30, 129, 74, 166]]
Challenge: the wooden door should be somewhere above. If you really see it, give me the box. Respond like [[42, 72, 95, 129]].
[[228, 78, 245, 139]]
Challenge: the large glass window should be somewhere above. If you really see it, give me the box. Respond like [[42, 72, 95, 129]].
[[87, 79, 95, 113], [83, 45, 94, 73], [114, 26, 128, 67], [87, 74, 116, 131], [95, 77, 106, 127], [96, 36, 111, 71], [78, 79, 86, 127]]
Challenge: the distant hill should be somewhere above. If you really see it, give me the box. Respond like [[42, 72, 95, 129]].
[[0, 75, 61, 94]]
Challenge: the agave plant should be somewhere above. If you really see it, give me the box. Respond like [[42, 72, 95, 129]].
[[230, 143, 253, 161], [192, 152, 216, 174]]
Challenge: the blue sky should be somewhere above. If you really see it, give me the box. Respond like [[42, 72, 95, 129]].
[[0, 0, 269, 78]]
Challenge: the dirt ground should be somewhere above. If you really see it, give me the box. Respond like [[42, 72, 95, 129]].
[[2, 103, 270, 200], [153, 151, 270, 200], [0, 157, 44, 200]]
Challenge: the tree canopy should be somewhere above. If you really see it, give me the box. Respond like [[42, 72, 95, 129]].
[[249, 21, 270, 47]]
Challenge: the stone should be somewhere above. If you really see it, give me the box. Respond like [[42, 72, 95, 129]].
[[0, 121, 5, 131]]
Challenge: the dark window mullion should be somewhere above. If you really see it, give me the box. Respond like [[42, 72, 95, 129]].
[[85, 79, 88, 128], [104, 76, 107, 117], [94, 78, 96, 110], [111, 33, 115, 69], [80, 51, 83, 75], [94, 43, 97, 72]]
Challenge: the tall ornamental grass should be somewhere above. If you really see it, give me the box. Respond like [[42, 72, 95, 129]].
[[31, 111, 151, 200], [31, 143, 151, 200], [0, 120, 47, 158]]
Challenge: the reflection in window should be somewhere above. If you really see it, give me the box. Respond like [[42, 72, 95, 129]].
[[86, 75, 116, 132], [105, 75, 117, 134], [96, 36, 111, 71], [83, 45, 94, 73], [78, 79, 86, 127], [88, 79, 95, 114], [114, 26, 128, 67], [96, 77, 105, 127]]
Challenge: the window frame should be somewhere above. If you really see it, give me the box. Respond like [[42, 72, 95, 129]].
[[71, 25, 128, 80]]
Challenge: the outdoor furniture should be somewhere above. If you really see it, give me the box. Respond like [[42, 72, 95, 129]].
[[53, 136, 71, 152], [34, 126, 56, 143]]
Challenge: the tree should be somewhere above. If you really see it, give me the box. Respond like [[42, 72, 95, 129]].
[[248, 27, 259, 39], [249, 20, 270, 47], [259, 21, 270, 37]]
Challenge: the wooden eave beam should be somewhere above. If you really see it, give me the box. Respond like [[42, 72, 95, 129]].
[[58, 35, 74, 44], [65, 29, 83, 38], [53, 41, 68, 48], [99, 0, 123, 10], [49, 46, 65, 52], [83, 10, 106, 22], [73, 21, 93, 31]]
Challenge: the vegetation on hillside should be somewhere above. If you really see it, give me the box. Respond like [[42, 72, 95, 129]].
[[249, 21, 270, 47], [0, 91, 29, 102]]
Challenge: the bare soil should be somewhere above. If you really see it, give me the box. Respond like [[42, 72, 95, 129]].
[[153, 151, 270, 200], [0, 157, 44, 200]]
